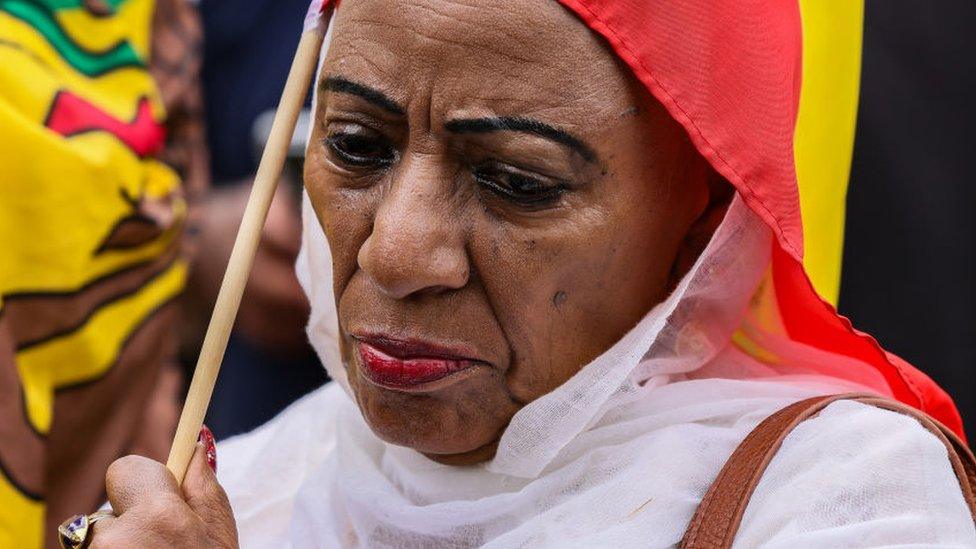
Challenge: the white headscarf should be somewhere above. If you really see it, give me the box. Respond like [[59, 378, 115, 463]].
[[215, 17, 976, 548]]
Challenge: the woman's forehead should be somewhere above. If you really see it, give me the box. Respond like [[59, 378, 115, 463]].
[[324, 0, 635, 120]]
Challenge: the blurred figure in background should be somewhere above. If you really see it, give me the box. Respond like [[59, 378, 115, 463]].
[[186, 0, 327, 440], [0, 0, 206, 545]]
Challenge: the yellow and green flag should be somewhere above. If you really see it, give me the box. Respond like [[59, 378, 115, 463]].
[[0, 0, 187, 545]]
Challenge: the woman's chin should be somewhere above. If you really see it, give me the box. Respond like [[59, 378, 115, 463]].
[[349, 364, 519, 462], [422, 440, 500, 466], [355, 395, 509, 464], [363, 412, 502, 464]]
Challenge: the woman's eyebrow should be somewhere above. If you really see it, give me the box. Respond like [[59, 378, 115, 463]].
[[444, 116, 597, 163], [321, 75, 405, 115]]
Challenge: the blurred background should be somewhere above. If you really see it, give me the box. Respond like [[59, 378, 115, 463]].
[[839, 0, 975, 437], [0, 0, 972, 546], [190, 0, 328, 440]]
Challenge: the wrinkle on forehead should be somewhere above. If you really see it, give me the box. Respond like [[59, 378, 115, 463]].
[[325, 0, 638, 131]]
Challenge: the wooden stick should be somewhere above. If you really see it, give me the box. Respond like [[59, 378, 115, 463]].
[[166, 27, 326, 484]]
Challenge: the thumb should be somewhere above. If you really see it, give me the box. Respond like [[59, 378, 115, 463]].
[[182, 437, 238, 548], [106, 455, 182, 515]]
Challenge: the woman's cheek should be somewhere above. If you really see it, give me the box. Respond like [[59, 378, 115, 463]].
[[319, 185, 379, 286], [473, 235, 578, 403]]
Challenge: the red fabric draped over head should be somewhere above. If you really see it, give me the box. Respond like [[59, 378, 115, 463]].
[[312, 0, 965, 438]]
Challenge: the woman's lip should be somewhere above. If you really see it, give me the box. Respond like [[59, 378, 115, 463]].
[[354, 336, 483, 391], [353, 334, 480, 362]]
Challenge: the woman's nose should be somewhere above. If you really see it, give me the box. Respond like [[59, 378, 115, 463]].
[[357, 179, 470, 300]]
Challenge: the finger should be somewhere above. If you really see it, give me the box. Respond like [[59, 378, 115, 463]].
[[106, 455, 181, 515], [89, 513, 180, 548], [183, 442, 238, 547], [87, 515, 121, 549]]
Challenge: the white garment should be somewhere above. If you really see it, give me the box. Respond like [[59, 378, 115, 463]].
[[219, 379, 975, 548], [217, 194, 975, 547]]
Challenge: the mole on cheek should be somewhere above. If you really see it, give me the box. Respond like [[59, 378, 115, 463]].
[[552, 290, 568, 308]]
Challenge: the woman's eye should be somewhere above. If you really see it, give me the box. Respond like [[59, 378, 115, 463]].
[[473, 163, 566, 208], [325, 129, 397, 168]]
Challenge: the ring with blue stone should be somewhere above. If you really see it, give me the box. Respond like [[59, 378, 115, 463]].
[[58, 510, 114, 549]]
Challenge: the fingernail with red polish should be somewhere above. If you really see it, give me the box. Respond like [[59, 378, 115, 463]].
[[198, 425, 217, 473]]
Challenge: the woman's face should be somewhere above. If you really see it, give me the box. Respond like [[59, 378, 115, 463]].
[[306, 0, 717, 464]]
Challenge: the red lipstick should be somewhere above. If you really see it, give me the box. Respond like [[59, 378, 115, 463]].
[[355, 335, 480, 390]]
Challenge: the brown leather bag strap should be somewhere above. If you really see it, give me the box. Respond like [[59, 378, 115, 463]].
[[680, 393, 976, 549]]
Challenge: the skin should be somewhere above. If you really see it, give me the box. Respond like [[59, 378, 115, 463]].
[[90, 0, 728, 543], [90, 444, 237, 548]]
